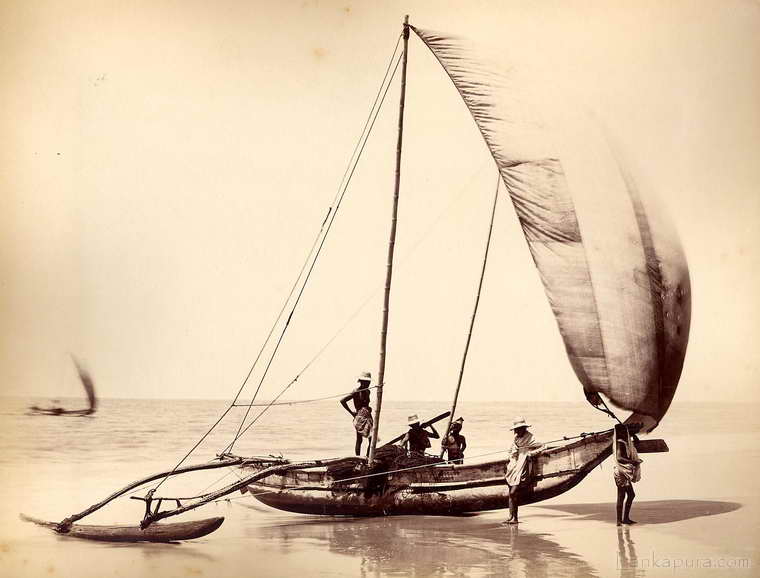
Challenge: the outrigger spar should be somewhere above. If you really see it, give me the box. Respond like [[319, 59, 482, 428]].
[[22, 15, 690, 540]]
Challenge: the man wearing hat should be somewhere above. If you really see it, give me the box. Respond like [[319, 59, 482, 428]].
[[503, 417, 543, 524], [441, 417, 467, 463], [340, 371, 373, 456], [400, 414, 440, 456]]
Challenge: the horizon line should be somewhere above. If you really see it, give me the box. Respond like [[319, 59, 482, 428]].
[[1, 394, 754, 405]]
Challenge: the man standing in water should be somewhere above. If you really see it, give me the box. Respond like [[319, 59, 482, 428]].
[[340, 371, 373, 456], [613, 423, 642, 525], [503, 417, 542, 525]]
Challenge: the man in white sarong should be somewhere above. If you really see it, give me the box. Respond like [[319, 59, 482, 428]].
[[613, 423, 642, 525], [503, 417, 542, 524]]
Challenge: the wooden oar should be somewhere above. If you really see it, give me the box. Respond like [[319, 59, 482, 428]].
[[634, 438, 669, 453], [381, 411, 450, 447]]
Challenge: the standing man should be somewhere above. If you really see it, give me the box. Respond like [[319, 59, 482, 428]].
[[441, 417, 467, 463], [613, 423, 642, 525], [400, 414, 440, 456], [340, 371, 373, 456], [503, 417, 542, 525]]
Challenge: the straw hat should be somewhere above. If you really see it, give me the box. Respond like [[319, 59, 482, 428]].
[[509, 417, 531, 430], [357, 371, 371, 382], [407, 414, 420, 426]]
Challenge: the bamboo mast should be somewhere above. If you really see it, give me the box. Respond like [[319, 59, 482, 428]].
[[440, 176, 500, 458], [368, 15, 409, 466]]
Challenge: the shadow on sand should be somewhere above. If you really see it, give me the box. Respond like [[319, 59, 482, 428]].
[[241, 511, 598, 578], [535, 499, 742, 525]]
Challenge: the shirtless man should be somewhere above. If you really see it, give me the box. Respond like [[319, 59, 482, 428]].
[[340, 371, 373, 456], [441, 417, 466, 463]]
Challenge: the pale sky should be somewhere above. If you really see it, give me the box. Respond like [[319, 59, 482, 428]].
[[2, 0, 759, 405]]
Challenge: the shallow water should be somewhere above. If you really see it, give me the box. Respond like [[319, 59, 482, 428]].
[[0, 398, 757, 577]]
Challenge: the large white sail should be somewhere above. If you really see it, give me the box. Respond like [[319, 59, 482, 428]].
[[412, 26, 690, 430]]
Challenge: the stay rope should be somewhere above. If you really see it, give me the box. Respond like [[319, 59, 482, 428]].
[[149, 35, 403, 493], [230, 385, 379, 407], [222, 157, 492, 449], [232, 33, 403, 416], [227, 40, 404, 453], [441, 172, 501, 456]]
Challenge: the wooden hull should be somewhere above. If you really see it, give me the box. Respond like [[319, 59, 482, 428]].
[[20, 514, 224, 542], [242, 431, 615, 516]]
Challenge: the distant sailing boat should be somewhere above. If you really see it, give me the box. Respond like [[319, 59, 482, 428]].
[[24, 16, 690, 540], [29, 356, 97, 417]]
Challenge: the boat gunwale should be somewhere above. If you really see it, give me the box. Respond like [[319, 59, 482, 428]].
[[239, 429, 614, 476], [240, 430, 614, 497]]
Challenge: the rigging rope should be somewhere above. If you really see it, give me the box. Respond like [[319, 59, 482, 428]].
[[223, 159, 492, 448], [441, 172, 500, 456], [235, 33, 403, 413], [240, 33, 405, 412], [227, 40, 404, 453], [224, 50, 404, 453], [149, 35, 404, 493], [230, 386, 379, 407]]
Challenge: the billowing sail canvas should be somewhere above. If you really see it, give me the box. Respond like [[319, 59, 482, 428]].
[[412, 27, 690, 430], [72, 356, 97, 413]]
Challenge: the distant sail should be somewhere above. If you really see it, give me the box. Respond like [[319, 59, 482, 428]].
[[412, 27, 690, 431], [72, 356, 97, 413]]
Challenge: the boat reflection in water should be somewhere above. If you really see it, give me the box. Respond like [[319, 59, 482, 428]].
[[241, 509, 596, 578]]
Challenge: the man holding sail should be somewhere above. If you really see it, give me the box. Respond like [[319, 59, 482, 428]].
[[503, 417, 543, 525]]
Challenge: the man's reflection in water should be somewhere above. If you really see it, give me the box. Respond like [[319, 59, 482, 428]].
[[617, 525, 643, 578], [253, 515, 599, 578]]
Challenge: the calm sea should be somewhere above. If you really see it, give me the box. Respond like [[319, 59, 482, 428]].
[[3, 397, 754, 467]]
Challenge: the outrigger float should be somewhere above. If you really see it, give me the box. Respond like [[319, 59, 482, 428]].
[[22, 15, 689, 541]]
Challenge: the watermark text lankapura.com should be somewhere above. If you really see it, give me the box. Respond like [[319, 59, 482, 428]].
[[617, 554, 751, 570]]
